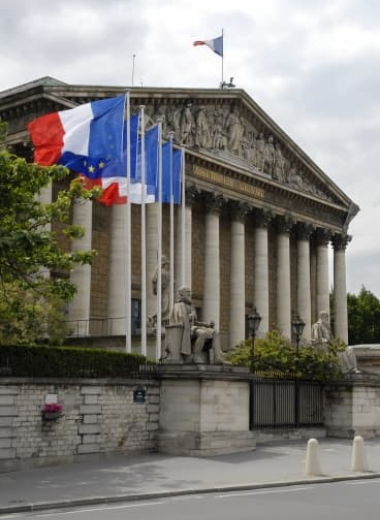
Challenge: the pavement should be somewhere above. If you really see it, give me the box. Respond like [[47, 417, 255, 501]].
[[2, 438, 380, 515]]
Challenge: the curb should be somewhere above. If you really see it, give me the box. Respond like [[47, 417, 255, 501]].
[[2, 472, 380, 515]]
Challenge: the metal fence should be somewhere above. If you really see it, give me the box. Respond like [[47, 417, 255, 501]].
[[250, 376, 324, 429]]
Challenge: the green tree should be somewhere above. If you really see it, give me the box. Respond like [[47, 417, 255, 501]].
[[0, 122, 98, 345], [347, 286, 380, 345]]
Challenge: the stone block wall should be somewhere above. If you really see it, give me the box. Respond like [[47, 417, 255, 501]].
[[0, 378, 159, 471], [325, 379, 380, 439]]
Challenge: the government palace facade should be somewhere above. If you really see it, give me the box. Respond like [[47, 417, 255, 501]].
[[0, 77, 359, 356]]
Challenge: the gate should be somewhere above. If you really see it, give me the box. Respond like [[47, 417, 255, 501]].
[[250, 376, 324, 429]]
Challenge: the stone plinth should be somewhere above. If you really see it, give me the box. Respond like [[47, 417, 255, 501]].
[[158, 365, 256, 456], [351, 345, 380, 375]]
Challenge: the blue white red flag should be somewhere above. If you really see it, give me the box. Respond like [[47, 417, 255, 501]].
[[193, 35, 223, 57], [28, 95, 126, 169]]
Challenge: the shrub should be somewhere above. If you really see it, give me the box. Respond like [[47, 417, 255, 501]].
[[0, 344, 155, 378], [226, 330, 345, 381]]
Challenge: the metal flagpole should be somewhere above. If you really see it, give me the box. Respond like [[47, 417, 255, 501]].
[[125, 92, 132, 352], [181, 148, 186, 286], [221, 28, 224, 85], [140, 105, 147, 356], [169, 132, 175, 311], [156, 122, 163, 361]]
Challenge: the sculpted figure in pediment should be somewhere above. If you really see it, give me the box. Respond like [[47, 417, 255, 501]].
[[194, 106, 211, 149], [180, 104, 193, 146], [225, 106, 243, 153], [263, 135, 276, 175], [272, 142, 286, 183], [255, 133, 266, 171]]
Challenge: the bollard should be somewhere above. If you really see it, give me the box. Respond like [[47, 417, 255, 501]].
[[305, 438, 323, 476], [351, 435, 369, 472]]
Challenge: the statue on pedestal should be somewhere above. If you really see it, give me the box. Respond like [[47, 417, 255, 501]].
[[311, 311, 360, 374], [166, 286, 227, 364]]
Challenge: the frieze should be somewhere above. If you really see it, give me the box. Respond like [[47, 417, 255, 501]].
[[193, 166, 265, 200]]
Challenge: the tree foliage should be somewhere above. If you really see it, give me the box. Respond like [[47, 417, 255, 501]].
[[226, 330, 346, 381], [0, 122, 99, 345], [347, 286, 380, 345]]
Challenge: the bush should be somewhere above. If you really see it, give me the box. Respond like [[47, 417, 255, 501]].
[[226, 330, 345, 381], [0, 344, 155, 378]]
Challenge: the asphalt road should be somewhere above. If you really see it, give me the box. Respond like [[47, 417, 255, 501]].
[[3, 479, 380, 520]]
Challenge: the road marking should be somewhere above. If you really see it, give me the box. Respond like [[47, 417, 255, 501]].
[[35, 501, 165, 517], [216, 487, 315, 498]]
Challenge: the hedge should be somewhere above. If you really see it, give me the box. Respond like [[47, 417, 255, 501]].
[[0, 344, 156, 378]]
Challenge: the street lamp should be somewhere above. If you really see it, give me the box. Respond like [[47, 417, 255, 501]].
[[292, 315, 306, 357], [248, 308, 262, 373]]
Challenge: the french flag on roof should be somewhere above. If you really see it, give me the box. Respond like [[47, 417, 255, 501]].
[[193, 35, 223, 57]]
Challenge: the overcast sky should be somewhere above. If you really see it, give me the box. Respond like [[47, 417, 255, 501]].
[[1, 0, 380, 297]]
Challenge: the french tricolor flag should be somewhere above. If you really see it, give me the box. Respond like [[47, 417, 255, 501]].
[[193, 35, 223, 57], [28, 95, 126, 205]]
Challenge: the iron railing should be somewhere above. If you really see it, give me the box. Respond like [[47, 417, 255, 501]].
[[250, 376, 324, 429]]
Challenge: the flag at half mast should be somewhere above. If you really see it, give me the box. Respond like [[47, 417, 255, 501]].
[[193, 35, 223, 57]]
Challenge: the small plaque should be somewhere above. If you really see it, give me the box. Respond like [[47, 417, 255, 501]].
[[133, 388, 146, 403]]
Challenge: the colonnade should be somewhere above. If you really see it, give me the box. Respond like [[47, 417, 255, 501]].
[[67, 189, 350, 348]]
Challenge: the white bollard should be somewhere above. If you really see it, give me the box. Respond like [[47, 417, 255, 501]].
[[351, 435, 369, 472], [305, 438, 323, 476]]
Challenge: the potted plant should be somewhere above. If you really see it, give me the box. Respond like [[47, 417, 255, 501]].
[[41, 403, 63, 421]]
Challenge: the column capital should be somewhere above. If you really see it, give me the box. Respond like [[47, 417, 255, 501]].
[[253, 208, 273, 228], [295, 222, 315, 241], [230, 200, 250, 223], [332, 233, 352, 250], [315, 228, 332, 247], [203, 192, 225, 215], [275, 214, 294, 235], [185, 184, 199, 206]]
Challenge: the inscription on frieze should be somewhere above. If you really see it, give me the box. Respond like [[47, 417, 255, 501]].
[[194, 166, 265, 200]]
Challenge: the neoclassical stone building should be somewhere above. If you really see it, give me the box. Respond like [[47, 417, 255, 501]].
[[0, 77, 359, 355]]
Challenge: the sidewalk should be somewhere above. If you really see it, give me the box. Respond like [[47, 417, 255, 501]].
[[1, 438, 380, 514]]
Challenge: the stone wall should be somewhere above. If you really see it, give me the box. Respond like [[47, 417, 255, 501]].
[[325, 379, 380, 439], [0, 378, 159, 472]]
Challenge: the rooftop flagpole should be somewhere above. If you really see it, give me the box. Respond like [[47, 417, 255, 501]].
[[221, 28, 224, 85]]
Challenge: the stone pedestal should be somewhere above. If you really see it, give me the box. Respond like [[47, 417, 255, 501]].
[[158, 365, 256, 456]]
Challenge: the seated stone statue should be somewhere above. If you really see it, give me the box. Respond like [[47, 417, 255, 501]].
[[311, 311, 360, 374], [169, 286, 227, 364]]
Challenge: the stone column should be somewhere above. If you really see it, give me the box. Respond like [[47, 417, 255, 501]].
[[276, 215, 293, 339], [332, 233, 351, 343], [203, 194, 224, 329], [229, 202, 249, 348], [296, 223, 314, 341], [316, 229, 331, 318], [68, 200, 93, 336], [175, 186, 197, 293], [107, 205, 126, 335], [253, 209, 272, 336]]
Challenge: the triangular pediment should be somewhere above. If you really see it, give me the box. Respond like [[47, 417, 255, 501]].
[[0, 77, 357, 219]]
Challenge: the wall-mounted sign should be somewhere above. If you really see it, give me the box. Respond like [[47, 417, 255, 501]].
[[133, 388, 146, 403]]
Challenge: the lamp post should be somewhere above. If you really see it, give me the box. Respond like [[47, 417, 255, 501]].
[[292, 315, 306, 358], [248, 308, 262, 373]]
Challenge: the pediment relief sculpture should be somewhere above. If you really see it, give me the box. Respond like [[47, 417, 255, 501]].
[[145, 102, 334, 204]]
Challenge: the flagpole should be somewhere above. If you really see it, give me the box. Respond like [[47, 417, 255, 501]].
[[156, 121, 163, 361], [125, 92, 132, 353], [221, 28, 224, 85], [140, 105, 147, 356], [181, 148, 186, 286], [169, 132, 175, 311]]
